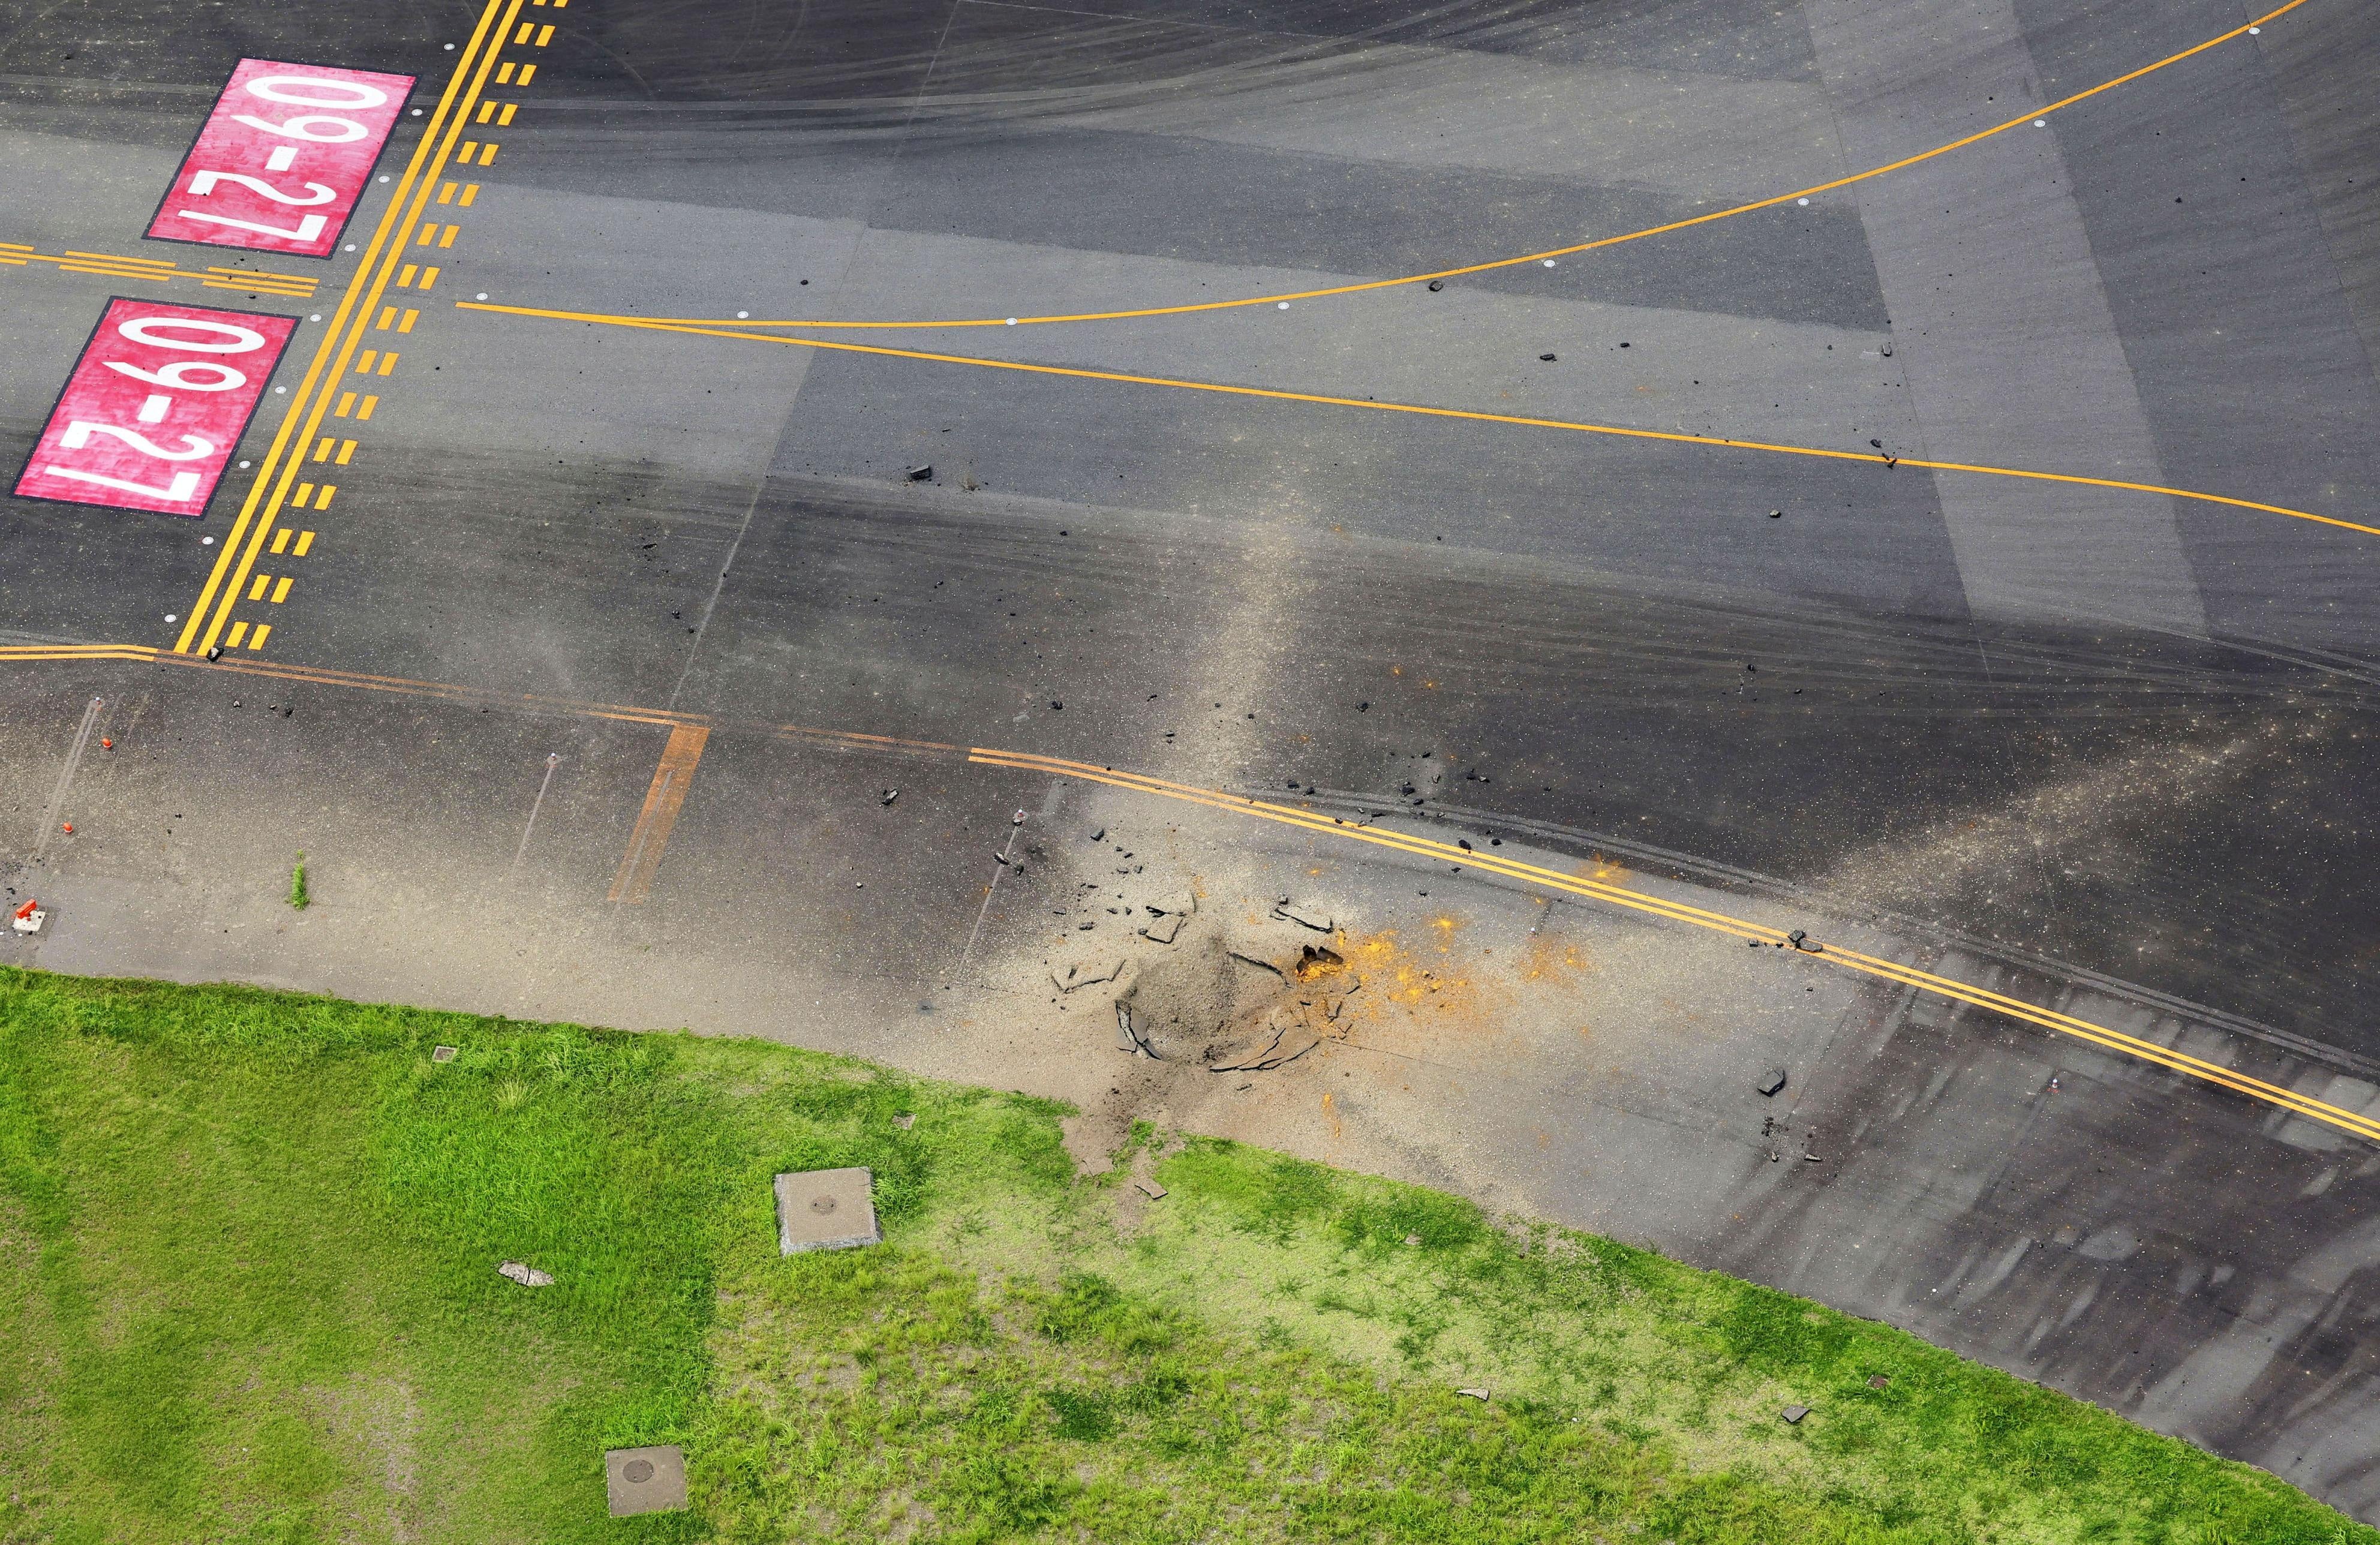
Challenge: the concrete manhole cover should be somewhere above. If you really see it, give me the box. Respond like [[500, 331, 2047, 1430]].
[[605, 1445, 686, 1516], [773, 1167, 881, 1255]]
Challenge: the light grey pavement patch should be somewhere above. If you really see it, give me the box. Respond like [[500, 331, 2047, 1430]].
[[1805, 0, 2208, 636]]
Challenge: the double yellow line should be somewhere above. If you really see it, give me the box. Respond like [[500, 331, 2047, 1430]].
[[172, 0, 526, 657], [970, 748, 2380, 1146], [6, 638, 2372, 1143]]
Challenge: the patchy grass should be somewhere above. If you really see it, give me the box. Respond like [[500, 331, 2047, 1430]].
[[0, 966, 2365, 1545]]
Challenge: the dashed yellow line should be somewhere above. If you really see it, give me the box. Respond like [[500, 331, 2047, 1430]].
[[177, 0, 524, 657], [596, 0, 2309, 333], [459, 305, 2379, 540]]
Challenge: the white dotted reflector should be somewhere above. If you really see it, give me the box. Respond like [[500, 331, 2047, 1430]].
[[476, 293, 489, 300], [1797, 197, 1810, 206], [2035, 118, 2047, 127], [1005, 318, 1017, 325], [1543, 260, 1555, 267], [1277, 302, 1290, 309], [736, 311, 749, 318], [2248, 25, 2260, 33]]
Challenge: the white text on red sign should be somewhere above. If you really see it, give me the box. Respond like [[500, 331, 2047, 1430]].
[[147, 59, 416, 259], [13, 299, 298, 517]]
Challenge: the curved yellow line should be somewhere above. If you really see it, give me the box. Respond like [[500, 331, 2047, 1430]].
[[608, 0, 2307, 332], [459, 305, 2377, 539]]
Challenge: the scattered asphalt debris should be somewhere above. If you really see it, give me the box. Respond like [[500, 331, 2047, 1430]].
[[1139, 913, 1185, 945], [1881, 344, 1894, 357], [879, 788, 898, 805], [1539, 353, 1556, 362], [1051, 699, 1062, 710], [906, 464, 932, 480], [1090, 828, 1105, 841], [1869, 439, 1882, 449], [1427, 279, 1444, 291], [1782, 1405, 1810, 1425], [1769, 508, 1783, 519], [1457, 839, 1472, 851], [1618, 341, 1630, 348], [1757, 1068, 1787, 1098]]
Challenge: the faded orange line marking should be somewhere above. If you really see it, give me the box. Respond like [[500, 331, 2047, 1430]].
[[608, 724, 709, 903]]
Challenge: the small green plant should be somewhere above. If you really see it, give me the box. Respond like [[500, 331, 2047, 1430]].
[[287, 852, 309, 910]]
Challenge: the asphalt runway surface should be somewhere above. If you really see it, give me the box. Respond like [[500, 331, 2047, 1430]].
[[5, 0, 2380, 1517]]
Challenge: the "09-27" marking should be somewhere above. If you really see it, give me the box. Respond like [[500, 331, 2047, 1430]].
[[146, 59, 416, 259], [13, 299, 298, 516]]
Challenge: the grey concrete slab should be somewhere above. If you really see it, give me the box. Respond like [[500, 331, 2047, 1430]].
[[604, 1445, 687, 1516], [774, 1167, 884, 1254]]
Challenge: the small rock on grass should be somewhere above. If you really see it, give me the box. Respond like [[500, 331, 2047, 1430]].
[[1781, 1405, 1810, 1424], [1456, 1387, 1490, 1401], [498, 1260, 555, 1287], [1134, 1178, 1167, 1200]]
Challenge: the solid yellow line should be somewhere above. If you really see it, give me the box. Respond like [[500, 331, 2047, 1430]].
[[191, 0, 525, 659], [462, 306, 2372, 539], [611, 0, 2309, 333], [174, 0, 515, 656], [966, 749, 2380, 1144]]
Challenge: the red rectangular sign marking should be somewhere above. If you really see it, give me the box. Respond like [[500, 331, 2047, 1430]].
[[146, 59, 416, 260], [13, 298, 297, 518]]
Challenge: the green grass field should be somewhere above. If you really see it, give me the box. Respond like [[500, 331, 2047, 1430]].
[[0, 964, 2365, 1544]]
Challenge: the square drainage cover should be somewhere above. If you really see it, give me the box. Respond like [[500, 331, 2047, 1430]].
[[605, 1445, 687, 1516], [774, 1167, 882, 1255]]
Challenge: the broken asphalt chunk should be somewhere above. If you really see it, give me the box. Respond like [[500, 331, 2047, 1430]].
[[1272, 900, 1333, 931], [1053, 960, 1123, 992], [906, 464, 932, 481], [1756, 1068, 1787, 1098], [1138, 912, 1185, 945]]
